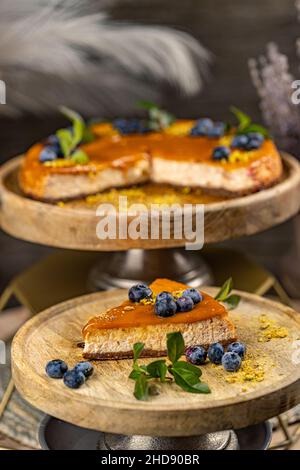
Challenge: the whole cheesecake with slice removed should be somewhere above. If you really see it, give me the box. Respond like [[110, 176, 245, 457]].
[[82, 278, 237, 360]]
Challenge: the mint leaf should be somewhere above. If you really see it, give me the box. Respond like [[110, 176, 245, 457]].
[[137, 100, 159, 110], [238, 123, 270, 138], [167, 332, 185, 364], [60, 106, 84, 148], [133, 342, 145, 362], [173, 361, 202, 378], [71, 149, 89, 164], [215, 278, 233, 301], [56, 128, 73, 157], [82, 126, 95, 143], [230, 106, 251, 131], [134, 374, 149, 400], [147, 360, 168, 382], [129, 369, 143, 380], [223, 294, 241, 310], [170, 368, 210, 394]]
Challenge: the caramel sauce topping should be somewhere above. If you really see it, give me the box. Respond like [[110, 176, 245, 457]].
[[82, 278, 227, 337]]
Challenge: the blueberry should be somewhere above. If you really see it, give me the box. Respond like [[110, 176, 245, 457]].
[[207, 122, 225, 138], [45, 359, 68, 379], [39, 146, 57, 163], [186, 346, 207, 365], [128, 284, 152, 302], [247, 132, 264, 144], [46, 135, 63, 157], [231, 135, 249, 149], [190, 118, 214, 136], [207, 343, 224, 364], [113, 118, 149, 135], [245, 138, 261, 150], [155, 298, 177, 318], [182, 288, 202, 304], [156, 291, 174, 303], [227, 342, 246, 359], [222, 352, 242, 372], [74, 361, 94, 378], [212, 146, 230, 161], [176, 296, 194, 312], [63, 369, 85, 389]]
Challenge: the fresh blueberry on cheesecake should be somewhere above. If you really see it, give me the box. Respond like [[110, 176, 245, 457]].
[[156, 291, 174, 302], [186, 345, 207, 365], [190, 118, 214, 136], [212, 146, 230, 161], [74, 361, 94, 378], [128, 284, 152, 302], [113, 118, 150, 135], [222, 351, 241, 372], [176, 295, 194, 312], [63, 369, 85, 389], [45, 359, 68, 378], [183, 288, 202, 304], [46, 135, 63, 157], [208, 342, 224, 364], [231, 134, 249, 149], [227, 341, 246, 359], [154, 297, 177, 318], [231, 132, 264, 151], [207, 121, 225, 138], [39, 146, 58, 163]]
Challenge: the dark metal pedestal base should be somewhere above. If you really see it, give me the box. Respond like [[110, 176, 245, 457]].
[[88, 248, 213, 291], [100, 431, 238, 450], [39, 416, 272, 450]]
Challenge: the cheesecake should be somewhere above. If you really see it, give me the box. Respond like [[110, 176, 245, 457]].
[[19, 118, 283, 202], [82, 278, 237, 360]]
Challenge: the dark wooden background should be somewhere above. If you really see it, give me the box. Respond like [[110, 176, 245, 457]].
[[0, 0, 299, 294]]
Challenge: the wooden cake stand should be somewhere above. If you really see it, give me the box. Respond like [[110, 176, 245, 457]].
[[0, 153, 300, 289], [11, 288, 300, 449]]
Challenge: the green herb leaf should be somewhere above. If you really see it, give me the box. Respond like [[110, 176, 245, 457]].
[[70, 149, 89, 164], [170, 368, 210, 394], [133, 342, 145, 362], [223, 294, 241, 310], [167, 332, 185, 364], [147, 360, 168, 382], [82, 126, 95, 143], [129, 369, 143, 380], [55, 128, 73, 157], [215, 277, 233, 301], [134, 374, 149, 400], [230, 106, 251, 131], [173, 361, 202, 378], [60, 106, 84, 148], [137, 100, 159, 110], [237, 123, 270, 138]]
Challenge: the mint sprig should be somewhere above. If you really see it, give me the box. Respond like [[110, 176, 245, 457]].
[[138, 100, 175, 131], [230, 106, 270, 138], [129, 332, 211, 401], [215, 277, 241, 310], [55, 107, 93, 163]]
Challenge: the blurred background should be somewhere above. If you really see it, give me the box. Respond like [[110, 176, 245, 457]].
[[0, 0, 300, 295]]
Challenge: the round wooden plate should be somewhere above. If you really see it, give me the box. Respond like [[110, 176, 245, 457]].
[[1, 154, 300, 251], [11, 288, 300, 436]]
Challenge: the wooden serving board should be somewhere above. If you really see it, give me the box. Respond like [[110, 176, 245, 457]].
[[11, 289, 300, 436], [1, 154, 300, 250]]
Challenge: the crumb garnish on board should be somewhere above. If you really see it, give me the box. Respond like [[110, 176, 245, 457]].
[[258, 314, 288, 342]]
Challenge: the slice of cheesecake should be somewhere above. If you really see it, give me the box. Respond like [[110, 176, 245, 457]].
[[19, 136, 151, 202], [82, 278, 237, 360]]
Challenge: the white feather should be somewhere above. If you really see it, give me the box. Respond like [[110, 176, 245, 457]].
[[0, 1, 210, 116]]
